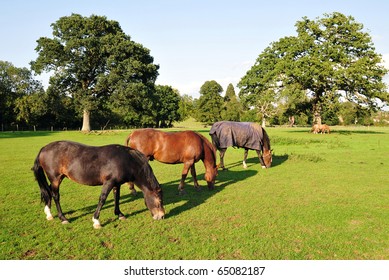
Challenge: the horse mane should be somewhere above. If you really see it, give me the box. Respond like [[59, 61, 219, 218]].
[[194, 132, 217, 167], [261, 127, 271, 150], [127, 147, 160, 191], [251, 123, 270, 151]]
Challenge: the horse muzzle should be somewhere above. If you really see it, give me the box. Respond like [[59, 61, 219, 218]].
[[152, 209, 165, 220]]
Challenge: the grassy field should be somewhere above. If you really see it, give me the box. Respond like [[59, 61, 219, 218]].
[[0, 122, 388, 260]]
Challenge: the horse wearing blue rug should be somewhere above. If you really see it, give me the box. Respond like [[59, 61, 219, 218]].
[[209, 121, 272, 170]]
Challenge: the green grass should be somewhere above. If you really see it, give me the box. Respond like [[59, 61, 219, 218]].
[[0, 124, 388, 260]]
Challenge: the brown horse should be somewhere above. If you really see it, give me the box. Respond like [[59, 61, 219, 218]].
[[32, 141, 164, 229], [320, 124, 331, 134], [311, 124, 330, 134], [209, 121, 272, 170], [125, 129, 218, 195]]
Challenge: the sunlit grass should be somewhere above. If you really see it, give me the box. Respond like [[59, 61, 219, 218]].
[[0, 124, 388, 259]]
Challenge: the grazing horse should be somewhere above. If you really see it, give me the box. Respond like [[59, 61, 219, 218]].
[[32, 141, 164, 229], [311, 124, 321, 134], [311, 124, 330, 134], [320, 124, 331, 134], [125, 129, 218, 195], [209, 121, 272, 170]]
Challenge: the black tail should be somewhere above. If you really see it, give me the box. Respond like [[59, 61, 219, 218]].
[[32, 153, 52, 205], [210, 133, 220, 150]]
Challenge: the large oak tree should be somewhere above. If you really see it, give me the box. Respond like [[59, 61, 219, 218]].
[[31, 14, 159, 131], [239, 12, 388, 125]]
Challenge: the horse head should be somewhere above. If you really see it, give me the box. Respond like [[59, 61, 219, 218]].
[[143, 188, 165, 220], [205, 164, 218, 190], [262, 149, 273, 168]]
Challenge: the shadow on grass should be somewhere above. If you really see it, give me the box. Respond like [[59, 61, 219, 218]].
[[286, 128, 385, 135], [0, 131, 60, 139], [331, 130, 385, 135], [161, 169, 258, 219], [219, 153, 288, 170], [48, 153, 288, 226], [60, 166, 260, 225], [64, 190, 140, 224]]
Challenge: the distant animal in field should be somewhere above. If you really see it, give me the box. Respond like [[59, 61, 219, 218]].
[[125, 129, 218, 195], [209, 121, 272, 170], [320, 124, 331, 134], [311, 124, 330, 134], [311, 124, 321, 134], [32, 141, 164, 229]]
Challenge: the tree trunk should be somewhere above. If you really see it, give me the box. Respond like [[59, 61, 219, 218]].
[[313, 103, 322, 125], [81, 109, 91, 132], [261, 117, 266, 127]]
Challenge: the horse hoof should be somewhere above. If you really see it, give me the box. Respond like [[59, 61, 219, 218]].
[[92, 218, 101, 229], [46, 215, 54, 221], [119, 216, 126, 220], [61, 220, 69, 225], [93, 223, 102, 229]]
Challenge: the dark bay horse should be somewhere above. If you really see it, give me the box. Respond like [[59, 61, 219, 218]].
[[32, 141, 164, 229], [209, 121, 272, 170], [125, 129, 218, 195]]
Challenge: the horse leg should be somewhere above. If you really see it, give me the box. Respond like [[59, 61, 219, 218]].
[[128, 182, 137, 196], [113, 186, 126, 220], [92, 181, 115, 229], [44, 202, 53, 221], [178, 162, 192, 195], [42, 188, 53, 221], [50, 177, 69, 224], [190, 164, 201, 191], [243, 148, 249, 169], [256, 150, 266, 169], [219, 148, 227, 170]]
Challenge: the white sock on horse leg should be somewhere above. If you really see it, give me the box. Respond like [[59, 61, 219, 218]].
[[44, 205, 53, 220], [92, 217, 102, 229]]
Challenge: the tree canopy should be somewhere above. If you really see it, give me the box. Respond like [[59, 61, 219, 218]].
[[0, 61, 45, 130], [196, 80, 224, 124], [31, 14, 159, 131], [221, 83, 242, 121], [238, 12, 388, 125]]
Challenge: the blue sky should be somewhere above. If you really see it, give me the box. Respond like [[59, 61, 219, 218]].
[[1, 0, 388, 98]]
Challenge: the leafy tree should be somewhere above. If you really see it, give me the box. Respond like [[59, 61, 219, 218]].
[[0, 61, 44, 130], [278, 83, 312, 125], [31, 14, 159, 131], [239, 12, 388, 125], [196, 80, 224, 124], [221, 83, 242, 121], [178, 94, 195, 121], [153, 85, 181, 127], [14, 91, 46, 129]]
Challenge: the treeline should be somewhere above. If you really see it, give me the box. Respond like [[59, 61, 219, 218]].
[[1, 12, 388, 131], [0, 60, 184, 131]]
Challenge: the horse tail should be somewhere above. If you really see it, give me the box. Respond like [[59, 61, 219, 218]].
[[209, 133, 220, 150], [32, 152, 52, 205], [197, 132, 217, 166], [124, 133, 132, 147]]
